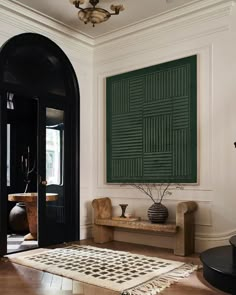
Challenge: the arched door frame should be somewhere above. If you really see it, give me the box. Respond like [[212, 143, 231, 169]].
[[0, 33, 80, 255]]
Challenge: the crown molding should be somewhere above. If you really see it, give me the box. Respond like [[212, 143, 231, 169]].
[[0, 0, 234, 49], [94, 24, 228, 64], [0, 0, 95, 47], [94, 0, 235, 46]]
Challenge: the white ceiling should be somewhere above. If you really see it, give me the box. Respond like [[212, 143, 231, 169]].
[[13, 0, 197, 38]]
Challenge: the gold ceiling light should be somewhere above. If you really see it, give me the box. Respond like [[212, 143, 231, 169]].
[[69, 0, 124, 27]]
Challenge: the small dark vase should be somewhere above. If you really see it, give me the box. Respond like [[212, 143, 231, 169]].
[[119, 204, 128, 218], [9, 202, 29, 233], [148, 202, 168, 224]]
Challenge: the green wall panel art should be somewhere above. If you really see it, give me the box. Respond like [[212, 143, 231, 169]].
[[106, 55, 197, 183]]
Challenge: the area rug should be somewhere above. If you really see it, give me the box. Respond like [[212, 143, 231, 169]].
[[9, 245, 198, 294]]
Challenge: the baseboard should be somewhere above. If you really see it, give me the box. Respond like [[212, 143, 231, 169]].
[[80, 224, 93, 240]]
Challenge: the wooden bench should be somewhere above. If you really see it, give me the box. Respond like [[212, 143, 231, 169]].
[[92, 197, 198, 256]]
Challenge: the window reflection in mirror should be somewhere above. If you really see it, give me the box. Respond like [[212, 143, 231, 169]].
[[46, 109, 64, 185], [6, 92, 14, 187], [7, 124, 10, 186]]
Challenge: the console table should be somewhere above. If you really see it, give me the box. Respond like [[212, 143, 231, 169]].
[[92, 197, 197, 256], [8, 192, 58, 240]]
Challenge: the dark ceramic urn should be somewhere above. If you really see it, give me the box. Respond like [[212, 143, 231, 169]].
[[147, 202, 168, 223], [9, 202, 29, 233]]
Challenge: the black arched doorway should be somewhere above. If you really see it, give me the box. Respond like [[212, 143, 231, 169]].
[[0, 33, 80, 256]]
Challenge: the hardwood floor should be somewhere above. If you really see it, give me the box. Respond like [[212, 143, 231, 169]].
[[0, 239, 228, 295]]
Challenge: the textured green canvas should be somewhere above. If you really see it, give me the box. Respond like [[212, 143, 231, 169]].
[[107, 55, 197, 183]]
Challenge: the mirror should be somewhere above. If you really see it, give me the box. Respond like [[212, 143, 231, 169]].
[[46, 108, 64, 185], [46, 108, 65, 225]]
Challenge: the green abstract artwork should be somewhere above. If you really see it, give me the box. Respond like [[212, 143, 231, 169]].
[[106, 55, 197, 183]]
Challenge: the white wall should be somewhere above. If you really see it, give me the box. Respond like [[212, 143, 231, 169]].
[[2, 0, 236, 253], [0, 1, 94, 240], [92, 0, 236, 252]]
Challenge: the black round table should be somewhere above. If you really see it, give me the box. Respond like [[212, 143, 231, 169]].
[[200, 245, 236, 294]]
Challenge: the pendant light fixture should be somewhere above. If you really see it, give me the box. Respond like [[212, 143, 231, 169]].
[[69, 0, 124, 27]]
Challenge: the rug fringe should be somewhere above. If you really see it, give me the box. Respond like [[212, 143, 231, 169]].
[[121, 263, 198, 295]]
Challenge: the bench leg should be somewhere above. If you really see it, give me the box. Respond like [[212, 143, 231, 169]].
[[93, 225, 113, 243], [175, 213, 195, 256]]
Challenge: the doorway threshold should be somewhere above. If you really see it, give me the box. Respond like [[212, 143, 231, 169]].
[[7, 234, 38, 254]]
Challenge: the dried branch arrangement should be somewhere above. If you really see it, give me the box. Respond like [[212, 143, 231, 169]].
[[126, 183, 184, 204], [21, 146, 35, 193]]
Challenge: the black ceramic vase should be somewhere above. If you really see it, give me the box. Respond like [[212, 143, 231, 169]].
[[9, 202, 29, 233], [147, 202, 168, 223]]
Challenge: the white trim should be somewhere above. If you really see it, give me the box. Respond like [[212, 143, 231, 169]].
[[0, 9, 93, 58], [80, 224, 93, 240], [0, 0, 234, 48], [106, 196, 213, 203], [94, 25, 229, 64], [95, 0, 234, 46], [95, 45, 214, 195], [83, 222, 235, 252], [0, 0, 94, 46], [196, 229, 236, 241]]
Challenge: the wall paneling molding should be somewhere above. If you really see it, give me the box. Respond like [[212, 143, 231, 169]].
[[95, 45, 213, 195]]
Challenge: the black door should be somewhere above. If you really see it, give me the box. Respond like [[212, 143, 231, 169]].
[[38, 98, 74, 246], [0, 91, 7, 256], [0, 33, 80, 255]]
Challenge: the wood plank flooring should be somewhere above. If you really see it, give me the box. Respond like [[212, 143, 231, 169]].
[[0, 239, 228, 294]]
